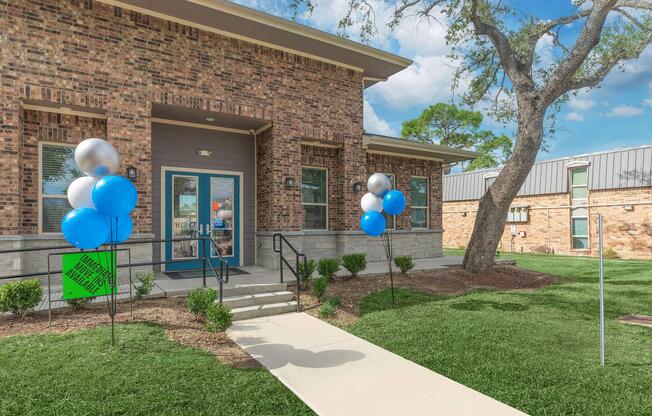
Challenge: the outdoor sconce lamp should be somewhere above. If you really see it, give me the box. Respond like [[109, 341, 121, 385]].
[[127, 166, 137, 179], [285, 177, 295, 189], [353, 182, 363, 193]]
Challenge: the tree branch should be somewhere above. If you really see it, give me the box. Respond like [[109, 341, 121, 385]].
[[469, 0, 534, 91], [541, 0, 618, 105]]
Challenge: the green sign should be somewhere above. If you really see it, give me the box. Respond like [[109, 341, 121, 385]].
[[62, 252, 117, 300]]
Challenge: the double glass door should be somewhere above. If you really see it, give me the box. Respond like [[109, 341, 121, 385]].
[[164, 170, 240, 270]]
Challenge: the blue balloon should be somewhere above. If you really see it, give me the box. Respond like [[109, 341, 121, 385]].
[[105, 215, 133, 244], [62, 208, 110, 249], [383, 190, 407, 216], [360, 211, 386, 237], [92, 175, 138, 218]]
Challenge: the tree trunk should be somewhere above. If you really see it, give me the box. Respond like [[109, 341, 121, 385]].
[[462, 101, 545, 273]]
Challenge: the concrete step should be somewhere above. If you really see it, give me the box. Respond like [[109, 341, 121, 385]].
[[222, 283, 287, 297], [231, 301, 298, 321], [222, 291, 294, 309]]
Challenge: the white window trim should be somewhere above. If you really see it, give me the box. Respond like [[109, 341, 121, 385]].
[[384, 172, 397, 230], [410, 175, 429, 230], [39, 141, 78, 235], [301, 166, 329, 231]]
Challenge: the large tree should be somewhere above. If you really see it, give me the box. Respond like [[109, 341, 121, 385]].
[[294, 0, 652, 272], [401, 102, 513, 172]]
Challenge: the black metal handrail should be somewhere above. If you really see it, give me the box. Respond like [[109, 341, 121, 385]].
[[205, 234, 230, 303], [272, 233, 306, 312]]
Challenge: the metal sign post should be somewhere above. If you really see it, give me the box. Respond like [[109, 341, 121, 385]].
[[598, 213, 605, 367]]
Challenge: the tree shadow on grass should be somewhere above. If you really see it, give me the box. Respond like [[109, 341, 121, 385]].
[[359, 288, 447, 316], [448, 299, 529, 312]]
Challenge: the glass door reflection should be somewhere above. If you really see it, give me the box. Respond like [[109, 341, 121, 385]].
[[172, 175, 198, 260], [209, 177, 234, 258]]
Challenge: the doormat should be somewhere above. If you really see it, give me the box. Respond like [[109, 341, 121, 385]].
[[164, 268, 249, 279]]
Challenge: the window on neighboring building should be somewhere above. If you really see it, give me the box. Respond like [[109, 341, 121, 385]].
[[507, 206, 529, 223], [571, 207, 589, 249], [301, 167, 327, 230], [570, 167, 588, 201], [385, 174, 396, 230], [41, 143, 83, 233], [410, 176, 428, 229], [484, 176, 496, 191]]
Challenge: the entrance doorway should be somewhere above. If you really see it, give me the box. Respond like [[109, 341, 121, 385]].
[[163, 168, 241, 270]]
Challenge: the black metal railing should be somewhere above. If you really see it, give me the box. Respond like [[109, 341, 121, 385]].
[[0, 236, 231, 318], [272, 233, 306, 312]]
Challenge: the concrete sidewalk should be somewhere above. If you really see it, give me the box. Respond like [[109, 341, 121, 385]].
[[228, 313, 526, 416]]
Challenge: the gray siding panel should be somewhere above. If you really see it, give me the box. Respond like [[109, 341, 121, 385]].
[[443, 145, 652, 201], [151, 123, 256, 266]]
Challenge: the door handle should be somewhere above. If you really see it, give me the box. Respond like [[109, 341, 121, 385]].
[[206, 223, 211, 236], [199, 224, 203, 235]]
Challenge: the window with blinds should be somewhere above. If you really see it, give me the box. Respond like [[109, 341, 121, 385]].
[[41, 144, 83, 233]]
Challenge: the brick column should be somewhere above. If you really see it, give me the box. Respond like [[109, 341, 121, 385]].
[[107, 96, 152, 234], [256, 126, 302, 232], [0, 82, 21, 235]]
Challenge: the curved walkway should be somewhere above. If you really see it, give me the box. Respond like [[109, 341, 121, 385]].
[[228, 312, 526, 416]]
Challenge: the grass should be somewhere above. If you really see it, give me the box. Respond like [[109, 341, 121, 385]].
[[350, 251, 652, 416], [0, 323, 313, 416]]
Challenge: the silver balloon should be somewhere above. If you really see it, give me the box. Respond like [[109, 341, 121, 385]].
[[367, 173, 391, 197], [74, 138, 120, 178]]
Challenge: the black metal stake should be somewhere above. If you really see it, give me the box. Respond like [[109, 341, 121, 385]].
[[381, 232, 395, 305]]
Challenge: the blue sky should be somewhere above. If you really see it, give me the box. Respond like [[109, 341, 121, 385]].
[[234, 0, 652, 160]]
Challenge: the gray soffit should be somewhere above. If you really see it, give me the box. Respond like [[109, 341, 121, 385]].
[[443, 145, 652, 201], [99, 0, 412, 86], [363, 134, 480, 163]]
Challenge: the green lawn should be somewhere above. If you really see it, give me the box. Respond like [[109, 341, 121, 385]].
[[350, 251, 652, 416], [0, 324, 313, 416]]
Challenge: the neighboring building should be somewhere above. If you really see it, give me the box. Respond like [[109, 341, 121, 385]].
[[443, 145, 652, 259], [0, 0, 477, 275]]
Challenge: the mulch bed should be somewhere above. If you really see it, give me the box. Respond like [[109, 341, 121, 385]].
[[619, 314, 652, 328], [0, 297, 259, 369], [303, 265, 554, 318]]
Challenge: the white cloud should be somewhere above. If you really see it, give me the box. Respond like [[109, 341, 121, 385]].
[[568, 96, 596, 111], [565, 112, 585, 122], [607, 105, 644, 117], [363, 99, 396, 136], [644, 98, 652, 107]]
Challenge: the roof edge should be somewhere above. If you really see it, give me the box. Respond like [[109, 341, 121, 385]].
[[363, 133, 481, 161]]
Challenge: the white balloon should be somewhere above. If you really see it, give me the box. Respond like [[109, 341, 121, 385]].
[[74, 138, 120, 178], [67, 176, 98, 209], [217, 210, 232, 220], [361, 193, 383, 213], [367, 173, 391, 197]]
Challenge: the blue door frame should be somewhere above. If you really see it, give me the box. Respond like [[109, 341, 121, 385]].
[[164, 170, 241, 271]]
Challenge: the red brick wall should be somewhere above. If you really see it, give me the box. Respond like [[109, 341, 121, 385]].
[[366, 154, 442, 230], [1, 0, 363, 234]]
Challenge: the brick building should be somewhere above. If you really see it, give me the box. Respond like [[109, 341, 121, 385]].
[[443, 145, 652, 259], [0, 0, 476, 275]]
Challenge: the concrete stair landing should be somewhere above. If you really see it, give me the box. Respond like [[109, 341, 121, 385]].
[[219, 283, 297, 321]]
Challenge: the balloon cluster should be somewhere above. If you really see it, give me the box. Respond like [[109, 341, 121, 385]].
[[359, 173, 407, 236], [61, 138, 138, 249]]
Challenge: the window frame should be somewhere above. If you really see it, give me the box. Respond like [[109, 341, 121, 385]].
[[39, 141, 80, 234], [410, 175, 429, 230], [384, 173, 396, 230], [301, 166, 329, 231], [569, 166, 589, 203], [570, 208, 590, 251]]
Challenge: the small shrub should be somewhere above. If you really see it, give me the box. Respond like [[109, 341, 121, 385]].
[[318, 302, 336, 318], [134, 271, 155, 300], [603, 248, 620, 259], [298, 259, 316, 290], [187, 287, 217, 319], [394, 256, 415, 275], [0, 279, 43, 319], [66, 297, 92, 310], [325, 296, 341, 308], [341, 253, 367, 278], [317, 258, 341, 281], [312, 276, 328, 300], [531, 245, 550, 254], [204, 303, 233, 333]]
